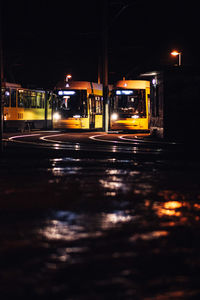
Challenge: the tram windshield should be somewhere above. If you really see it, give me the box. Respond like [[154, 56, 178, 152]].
[[112, 89, 146, 117], [57, 89, 87, 117]]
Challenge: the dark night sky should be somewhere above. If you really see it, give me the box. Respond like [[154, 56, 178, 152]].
[[2, 0, 200, 88]]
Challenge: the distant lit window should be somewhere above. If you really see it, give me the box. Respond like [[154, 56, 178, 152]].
[[95, 96, 102, 114], [30, 91, 36, 108], [18, 90, 24, 107], [23, 91, 31, 108], [36, 92, 44, 108]]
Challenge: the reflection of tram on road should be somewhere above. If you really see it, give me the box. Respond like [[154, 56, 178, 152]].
[[109, 80, 150, 131], [2, 82, 52, 131], [53, 81, 103, 130]]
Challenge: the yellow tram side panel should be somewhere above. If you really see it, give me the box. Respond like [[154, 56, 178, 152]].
[[95, 115, 103, 128], [4, 107, 52, 120], [23, 109, 45, 120], [3, 107, 19, 121], [24, 108, 52, 120], [53, 117, 90, 129], [90, 83, 103, 128], [90, 84, 103, 128], [110, 117, 149, 130], [146, 86, 150, 126], [47, 108, 52, 120]]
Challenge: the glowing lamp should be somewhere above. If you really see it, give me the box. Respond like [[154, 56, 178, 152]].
[[170, 50, 182, 66], [171, 50, 180, 56], [53, 112, 61, 121], [111, 113, 118, 121], [66, 74, 72, 82]]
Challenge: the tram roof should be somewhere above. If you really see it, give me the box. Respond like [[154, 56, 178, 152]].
[[56, 81, 103, 90], [114, 80, 150, 89], [3, 82, 22, 88]]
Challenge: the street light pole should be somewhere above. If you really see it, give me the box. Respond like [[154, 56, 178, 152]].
[[171, 50, 182, 66], [178, 53, 181, 66], [102, 0, 109, 132], [101, 1, 132, 132], [0, 1, 4, 151]]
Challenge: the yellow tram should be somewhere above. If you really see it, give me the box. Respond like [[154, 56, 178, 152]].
[[53, 81, 103, 130], [109, 80, 150, 131], [2, 82, 52, 130]]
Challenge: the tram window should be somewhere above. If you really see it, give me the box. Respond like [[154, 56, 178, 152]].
[[81, 100, 87, 116], [18, 90, 24, 107], [23, 91, 31, 108], [2, 88, 10, 107], [114, 89, 146, 116], [137, 90, 146, 115], [81, 91, 88, 116], [41, 93, 44, 108], [11, 89, 17, 107], [89, 96, 95, 113], [57, 90, 87, 117], [95, 96, 102, 114], [48, 93, 54, 109], [36, 92, 44, 108], [30, 91, 36, 108]]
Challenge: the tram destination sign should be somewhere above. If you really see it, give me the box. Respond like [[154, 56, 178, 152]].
[[116, 90, 134, 95]]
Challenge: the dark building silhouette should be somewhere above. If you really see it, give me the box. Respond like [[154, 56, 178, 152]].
[[141, 66, 200, 143]]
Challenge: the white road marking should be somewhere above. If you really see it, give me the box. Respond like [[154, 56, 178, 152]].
[[9, 133, 41, 140], [120, 134, 178, 145], [40, 134, 72, 144], [89, 134, 139, 145]]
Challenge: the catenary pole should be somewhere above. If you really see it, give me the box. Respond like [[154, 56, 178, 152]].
[[0, 1, 4, 151], [102, 0, 109, 132]]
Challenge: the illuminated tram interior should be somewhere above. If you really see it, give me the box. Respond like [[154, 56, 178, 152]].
[[2, 82, 52, 131]]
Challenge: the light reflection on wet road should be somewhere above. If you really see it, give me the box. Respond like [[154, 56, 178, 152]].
[[1, 133, 200, 299]]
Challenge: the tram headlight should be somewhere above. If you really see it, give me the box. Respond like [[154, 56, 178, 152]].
[[53, 112, 61, 121], [111, 113, 118, 121], [73, 115, 81, 118], [132, 115, 139, 119]]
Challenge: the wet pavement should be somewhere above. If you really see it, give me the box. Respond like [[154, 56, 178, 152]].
[[1, 132, 200, 299]]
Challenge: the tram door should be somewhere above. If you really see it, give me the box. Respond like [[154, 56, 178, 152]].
[[89, 96, 95, 128]]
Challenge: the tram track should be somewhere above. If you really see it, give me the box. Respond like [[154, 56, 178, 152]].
[[2, 131, 185, 159]]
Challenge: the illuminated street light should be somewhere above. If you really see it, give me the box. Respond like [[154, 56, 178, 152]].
[[171, 50, 182, 66], [66, 74, 72, 82]]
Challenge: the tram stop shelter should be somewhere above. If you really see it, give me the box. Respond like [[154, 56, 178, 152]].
[[140, 66, 200, 143]]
